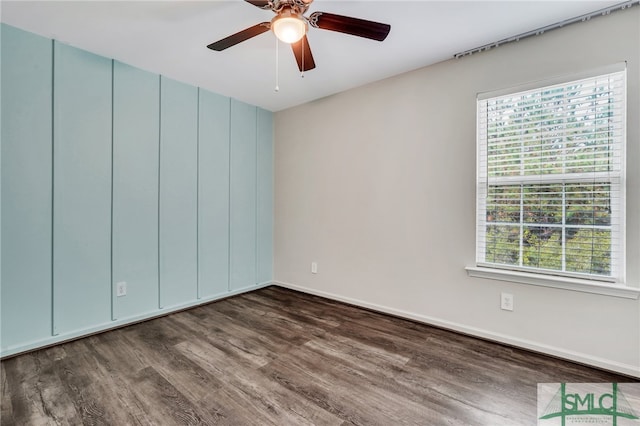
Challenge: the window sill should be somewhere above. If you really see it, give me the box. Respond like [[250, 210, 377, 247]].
[[465, 266, 640, 299]]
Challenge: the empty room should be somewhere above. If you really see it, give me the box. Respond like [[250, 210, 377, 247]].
[[1, 1, 639, 424]]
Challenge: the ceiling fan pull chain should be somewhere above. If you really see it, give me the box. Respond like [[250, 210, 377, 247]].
[[301, 38, 305, 78], [275, 36, 280, 92]]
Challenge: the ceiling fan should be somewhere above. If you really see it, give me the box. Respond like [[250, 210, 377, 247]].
[[207, 0, 391, 72]]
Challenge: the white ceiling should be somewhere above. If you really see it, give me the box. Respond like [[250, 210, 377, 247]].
[[0, 1, 625, 111]]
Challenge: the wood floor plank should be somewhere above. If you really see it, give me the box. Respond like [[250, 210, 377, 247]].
[[241, 290, 343, 329], [128, 366, 208, 425], [1, 362, 14, 425], [214, 296, 330, 342], [171, 311, 278, 368], [119, 324, 226, 405], [3, 351, 83, 425], [261, 350, 450, 425], [175, 338, 344, 425], [54, 351, 145, 425], [2, 286, 637, 425], [265, 334, 517, 425]]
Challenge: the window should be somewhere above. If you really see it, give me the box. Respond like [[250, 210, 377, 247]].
[[476, 69, 626, 283]]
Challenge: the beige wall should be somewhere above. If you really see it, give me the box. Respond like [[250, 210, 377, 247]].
[[274, 8, 640, 376]]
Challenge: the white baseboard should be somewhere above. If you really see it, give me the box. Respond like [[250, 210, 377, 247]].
[[272, 280, 640, 378], [1, 283, 270, 359]]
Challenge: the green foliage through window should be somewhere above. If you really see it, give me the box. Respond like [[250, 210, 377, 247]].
[[484, 183, 612, 275]]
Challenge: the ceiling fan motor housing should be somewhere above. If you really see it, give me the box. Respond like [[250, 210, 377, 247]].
[[270, 0, 313, 15]]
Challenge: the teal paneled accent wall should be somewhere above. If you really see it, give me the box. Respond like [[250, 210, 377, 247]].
[[198, 90, 231, 298], [230, 99, 257, 291], [159, 77, 199, 309], [257, 108, 274, 285], [0, 25, 53, 348], [112, 61, 160, 320], [52, 41, 112, 335], [0, 24, 273, 357]]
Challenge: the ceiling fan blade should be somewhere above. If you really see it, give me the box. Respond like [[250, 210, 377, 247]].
[[245, 0, 272, 10], [309, 12, 390, 41], [291, 35, 316, 72], [207, 22, 270, 51]]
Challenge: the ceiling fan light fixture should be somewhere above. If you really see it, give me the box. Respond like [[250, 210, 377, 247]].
[[271, 10, 307, 44], [207, 0, 391, 74]]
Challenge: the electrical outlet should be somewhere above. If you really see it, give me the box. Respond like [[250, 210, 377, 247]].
[[311, 262, 318, 274], [501, 292, 513, 311], [116, 281, 127, 297]]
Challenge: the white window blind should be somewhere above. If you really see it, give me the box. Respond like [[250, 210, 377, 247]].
[[476, 69, 626, 283]]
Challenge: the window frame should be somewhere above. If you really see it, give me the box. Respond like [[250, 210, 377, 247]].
[[471, 64, 632, 295]]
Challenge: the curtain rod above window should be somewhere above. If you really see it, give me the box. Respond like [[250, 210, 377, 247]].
[[454, 0, 638, 59]]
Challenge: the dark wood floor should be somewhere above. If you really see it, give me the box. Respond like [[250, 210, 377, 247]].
[[1, 286, 635, 425]]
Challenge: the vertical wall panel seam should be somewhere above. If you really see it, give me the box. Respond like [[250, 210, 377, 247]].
[[253, 107, 260, 285], [158, 76, 162, 309], [196, 88, 200, 299], [110, 60, 116, 321], [51, 39, 57, 336], [227, 98, 232, 292], [270, 113, 274, 282], [0, 25, 2, 345]]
